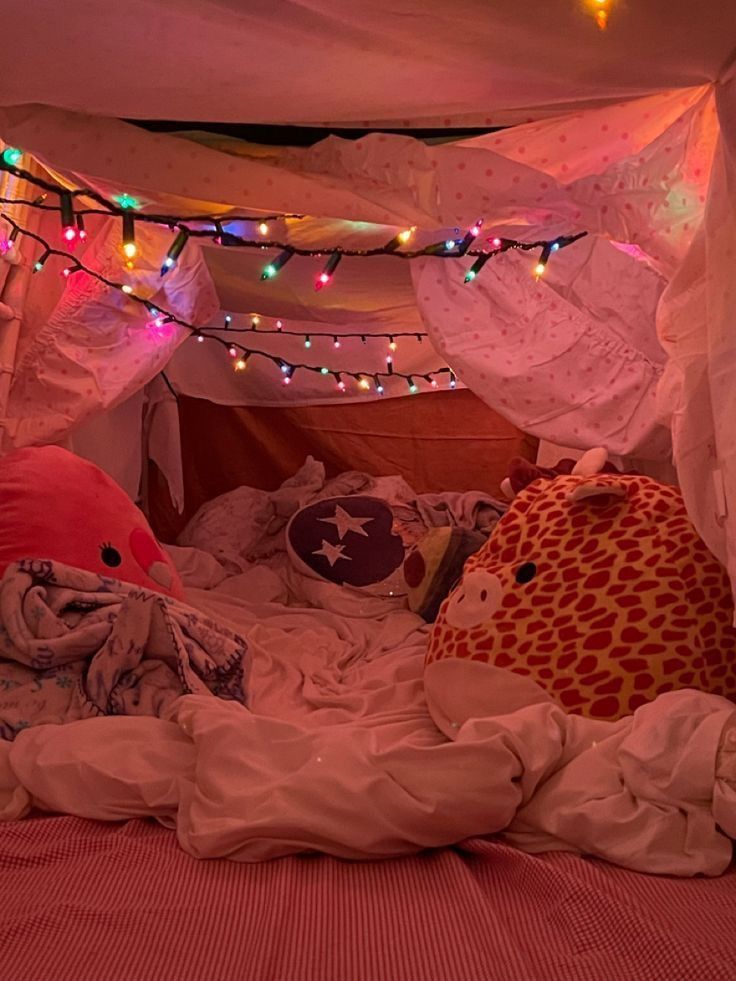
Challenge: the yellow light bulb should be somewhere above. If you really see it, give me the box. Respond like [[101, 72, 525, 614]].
[[534, 262, 546, 278], [389, 341, 398, 352], [234, 358, 247, 371], [359, 378, 370, 390], [398, 226, 416, 244], [258, 222, 269, 236], [121, 284, 134, 295], [251, 315, 261, 326], [123, 242, 138, 260]]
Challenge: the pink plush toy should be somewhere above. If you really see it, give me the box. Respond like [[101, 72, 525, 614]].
[[0, 446, 183, 599]]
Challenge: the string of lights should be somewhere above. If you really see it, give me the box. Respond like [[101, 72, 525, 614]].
[[218, 315, 428, 344], [0, 150, 587, 286], [0, 213, 456, 397]]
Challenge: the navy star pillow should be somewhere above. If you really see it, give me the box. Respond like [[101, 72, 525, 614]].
[[286, 496, 405, 588]]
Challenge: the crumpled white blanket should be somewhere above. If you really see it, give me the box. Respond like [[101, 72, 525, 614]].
[[1, 584, 735, 877]]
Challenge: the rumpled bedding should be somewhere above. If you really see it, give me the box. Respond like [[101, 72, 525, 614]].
[[177, 457, 505, 608], [1, 558, 736, 876]]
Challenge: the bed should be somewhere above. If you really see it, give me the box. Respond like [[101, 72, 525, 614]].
[[1, 461, 736, 980]]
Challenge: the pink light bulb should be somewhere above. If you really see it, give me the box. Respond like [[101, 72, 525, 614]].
[[63, 226, 77, 243], [282, 375, 292, 385], [491, 237, 502, 247], [333, 339, 341, 349], [229, 346, 238, 357], [196, 335, 205, 343], [337, 381, 346, 392], [276, 320, 283, 330]]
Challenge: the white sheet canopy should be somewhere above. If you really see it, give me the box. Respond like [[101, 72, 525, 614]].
[[1, 1, 736, 606]]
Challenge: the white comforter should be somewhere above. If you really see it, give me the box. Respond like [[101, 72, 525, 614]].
[[1, 582, 736, 876]]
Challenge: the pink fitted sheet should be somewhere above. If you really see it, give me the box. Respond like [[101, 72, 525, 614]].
[[0, 816, 734, 981]]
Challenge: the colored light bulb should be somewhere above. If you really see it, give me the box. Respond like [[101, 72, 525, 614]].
[[333, 337, 341, 349], [224, 315, 232, 327], [389, 339, 397, 352], [122, 213, 137, 260], [196, 334, 205, 343], [320, 367, 329, 375], [234, 358, 247, 371], [229, 346, 238, 357], [464, 252, 492, 283], [115, 193, 139, 210], [408, 377, 418, 394], [305, 336, 312, 348], [337, 378, 346, 392], [161, 229, 189, 276], [430, 378, 438, 388], [449, 372, 457, 389], [385, 226, 417, 251], [276, 320, 283, 330], [121, 284, 134, 295], [491, 237, 502, 248], [358, 377, 370, 390], [315, 253, 341, 291], [260, 249, 294, 281], [1, 147, 22, 167], [251, 315, 260, 326], [257, 222, 269, 236], [445, 239, 456, 250]]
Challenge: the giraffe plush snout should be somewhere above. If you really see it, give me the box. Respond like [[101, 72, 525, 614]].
[[445, 569, 502, 629]]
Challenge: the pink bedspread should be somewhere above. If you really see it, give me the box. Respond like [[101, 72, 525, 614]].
[[0, 816, 734, 981]]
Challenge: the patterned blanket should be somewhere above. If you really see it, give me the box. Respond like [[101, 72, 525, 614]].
[[0, 560, 248, 740]]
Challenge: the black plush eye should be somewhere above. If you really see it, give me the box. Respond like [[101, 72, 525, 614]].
[[515, 562, 537, 584], [100, 543, 122, 568]]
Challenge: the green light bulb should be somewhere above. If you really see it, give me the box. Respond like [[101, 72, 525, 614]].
[[320, 367, 329, 375], [2, 147, 22, 166], [263, 264, 277, 279], [114, 193, 139, 210]]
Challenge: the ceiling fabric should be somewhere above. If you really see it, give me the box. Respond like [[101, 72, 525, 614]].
[[1, 1, 734, 126]]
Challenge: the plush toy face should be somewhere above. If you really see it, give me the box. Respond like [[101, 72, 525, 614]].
[[426, 473, 736, 722], [0, 446, 183, 599]]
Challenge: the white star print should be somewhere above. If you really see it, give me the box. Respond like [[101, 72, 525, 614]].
[[312, 539, 352, 567], [319, 505, 373, 540]]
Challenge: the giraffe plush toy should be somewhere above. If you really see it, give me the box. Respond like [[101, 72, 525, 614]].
[[424, 449, 736, 730]]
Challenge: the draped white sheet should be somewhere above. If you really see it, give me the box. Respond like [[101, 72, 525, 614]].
[[1, 1, 734, 126]]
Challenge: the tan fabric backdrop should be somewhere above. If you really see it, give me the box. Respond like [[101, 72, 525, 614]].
[[148, 391, 536, 541]]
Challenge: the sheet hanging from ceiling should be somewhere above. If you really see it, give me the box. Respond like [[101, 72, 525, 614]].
[[657, 66, 736, 619], [0, 1, 734, 126], [0, 86, 716, 463]]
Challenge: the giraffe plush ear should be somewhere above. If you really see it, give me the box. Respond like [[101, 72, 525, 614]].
[[567, 478, 628, 504], [571, 447, 608, 477]]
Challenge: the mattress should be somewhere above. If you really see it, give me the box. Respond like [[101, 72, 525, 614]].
[[0, 816, 734, 981]]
